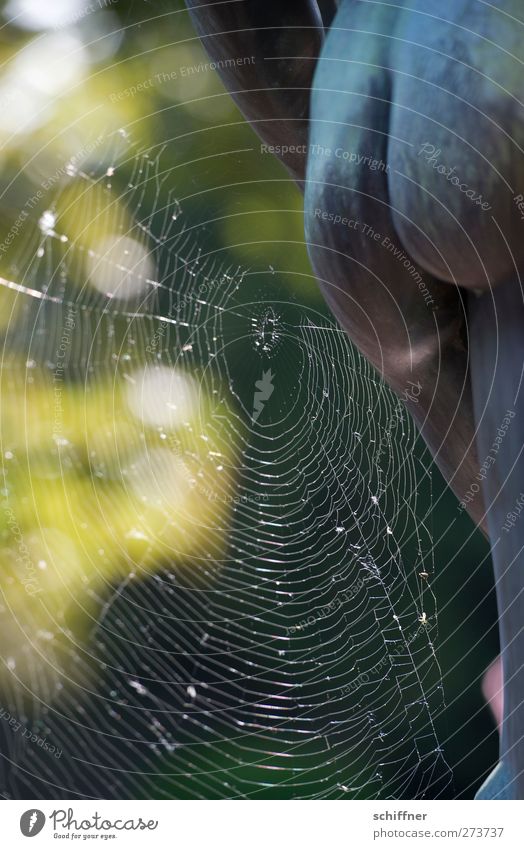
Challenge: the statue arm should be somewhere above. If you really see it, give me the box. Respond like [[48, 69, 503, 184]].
[[184, 0, 327, 183]]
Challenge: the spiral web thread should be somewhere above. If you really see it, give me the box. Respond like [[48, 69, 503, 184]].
[[0, 136, 452, 799]]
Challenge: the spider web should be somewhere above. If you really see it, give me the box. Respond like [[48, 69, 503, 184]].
[[0, 133, 452, 800]]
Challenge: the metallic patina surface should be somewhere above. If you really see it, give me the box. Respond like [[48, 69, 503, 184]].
[[185, 0, 524, 799]]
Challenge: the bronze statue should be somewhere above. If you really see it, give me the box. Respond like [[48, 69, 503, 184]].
[[185, 0, 524, 799]]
